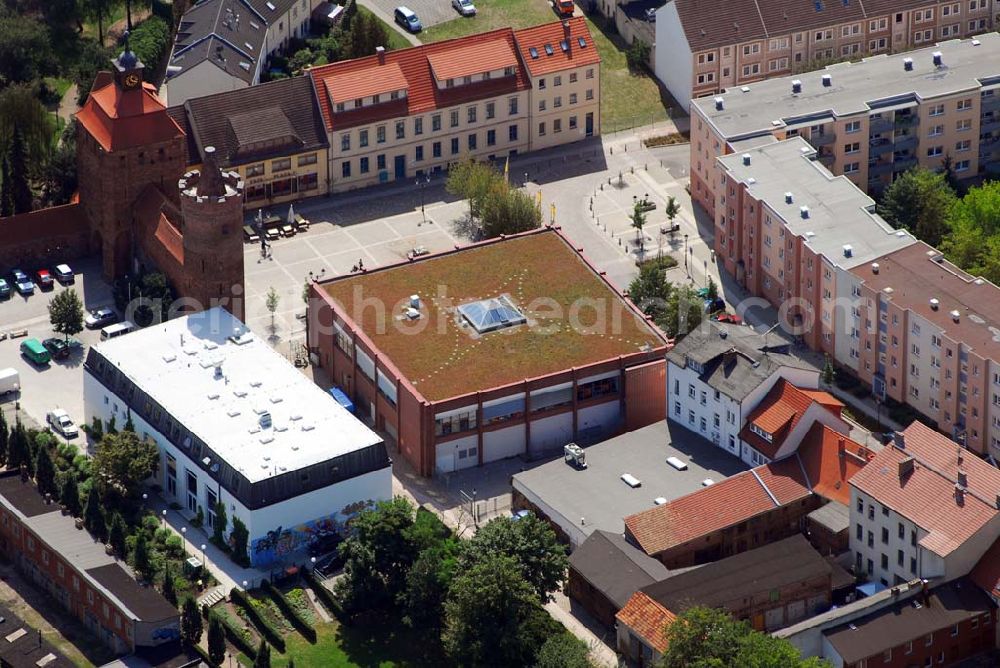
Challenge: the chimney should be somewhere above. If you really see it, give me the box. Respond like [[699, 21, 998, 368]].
[[950, 309, 961, 323], [921, 579, 930, 606], [838, 438, 846, 457], [785, 192, 793, 204], [714, 96, 724, 111], [898, 456, 915, 479], [957, 469, 968, 488], [957, 446, 964, 466], [800, 205, 810, 219], [563, 20, 571, 43], [932, 51, 943, 67], [792, 79, 802, 94], [376, 46, 386, 65], [821, 74, 832, 87], [955, 483, 965, 505], [742, 153, 751, 166], [929, 298, 939, 310], [903, 57, 913, 71], [872, 262, 879, 274]]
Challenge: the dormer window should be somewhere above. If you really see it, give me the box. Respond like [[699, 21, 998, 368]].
[[504, 65, 515, 76], [446, 78, 455, 88], [463, 75, 472, 85], [750, 423, 773, 442]]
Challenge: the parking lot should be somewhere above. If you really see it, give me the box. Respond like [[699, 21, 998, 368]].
[[0, 257, 114, 440], [368, 0, 467, 30]]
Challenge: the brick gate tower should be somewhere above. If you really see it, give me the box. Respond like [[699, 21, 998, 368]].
[[177, 147, 246, 321], [75, 39, 187, 281]]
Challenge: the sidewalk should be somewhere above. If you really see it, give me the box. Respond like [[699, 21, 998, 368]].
[[148, 498, 267, 593]]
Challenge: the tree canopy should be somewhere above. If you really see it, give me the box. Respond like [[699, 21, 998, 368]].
[[91, 430, 160, 497], [878, 167, 957, 247], [447, 158, 540, 239], [48, 289, 84, 341]]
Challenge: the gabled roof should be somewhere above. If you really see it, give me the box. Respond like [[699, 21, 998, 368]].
[[624, 456, 811, 556], [850, 422, 1000, 557], [0, 203, 90, 245], [513, 17, 600, 78], [797, 423, 872, 505], [323, 62, 409, 103], [171, 76, 328, 166], [425, 39, 519, 81], [309, 27, 531, 132], [616, 592, 675, 653], [76, 74, 185, 152], [739, 379, 842, 459], [168, 0, 267, 85], [569, 530, 671, 609]]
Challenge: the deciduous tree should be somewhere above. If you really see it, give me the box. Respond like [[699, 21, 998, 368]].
[[663, 285, 704, 339], [534, 633, 593, 668], [92, 430, 159, 497], [878, 167, 956, 247], [48, 289, 84, 342]]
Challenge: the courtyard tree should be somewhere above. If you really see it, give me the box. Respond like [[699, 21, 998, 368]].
[[6, 127, 33, 214], [108, 512, 127, 556], [6, 421, 30, 472], [665, 196, 681, 239], [627, 263, 672, 325], [207, 614, 226, 664], [460, 514, 567, 603], [878, 167, 956, 247], [34, 444, 56, 496], [446, 158, 497, 226], [212, 500, 227, 544], [48, 289, 84, 342], [252, 639, 271, 668], [266, 286, 280, 330], [59, 473, 81, 515], [231, 517, 250, 566], [480, 184, 541, 239], [92, 430, 159, 497], [822, 355, 836, 386], [0, 409, 8, 465], [630, 199, 647, 250], [940, 181, 1000, 284], [132, 531, 152, 580], [662, 285, 704, 339], [83, 486, 106, 541], [180, 597, 203, 645], [534, 633, 593, 668], [162, 562, 177, 607], [400, 536, 460, 630]]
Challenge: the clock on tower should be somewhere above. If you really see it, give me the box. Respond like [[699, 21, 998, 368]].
[[112, 31, 145, 91]]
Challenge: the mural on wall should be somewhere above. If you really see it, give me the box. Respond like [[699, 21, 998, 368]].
[[249, 499, 374, 567]]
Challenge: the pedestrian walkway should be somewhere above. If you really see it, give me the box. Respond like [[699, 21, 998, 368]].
[[148, 499, 267, 593], [546, 593, 618, 668]]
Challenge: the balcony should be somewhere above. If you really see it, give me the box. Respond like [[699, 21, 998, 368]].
[[981, 114, 1000, 133], [869, 138, 893, 156], [817, 152, 835, 166], [893, 134, 918, 151], [982, 94, 1000, 113], [868, 161, 894, 177], [893, 155, 917, 172], [809, 132, 836, 147], [894, 113, 919, 129], [869, 116, 893, 134]]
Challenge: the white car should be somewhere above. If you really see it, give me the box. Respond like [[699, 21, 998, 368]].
[[452, 0, 476, 15], [47, 409, 78, 438]]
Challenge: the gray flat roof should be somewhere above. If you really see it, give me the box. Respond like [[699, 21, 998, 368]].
[[694, 33, 1000, 140], [808, 499, 850, 534], [718, 137, 917, 269], [512, 421, 748, 538]]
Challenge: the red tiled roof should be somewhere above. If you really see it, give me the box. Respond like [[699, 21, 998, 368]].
[[76, 75, 185, 151], [850, 422, 1000, 557], [134, 186, 184, 271], [797, 423, 871, 505], [323, 62, 409, 104], [971, 536, 1000, 599], [739, 379, 840, 459], [0, 203, 90, 245], [308, 27, 531, 132], [513, 17, 601, 77], [425, 39, 519, 81], [616, 592, 675, 653], [624, 458, 810, 556]]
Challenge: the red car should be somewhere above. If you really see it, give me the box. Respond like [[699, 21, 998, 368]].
[[34, 269, 54, 291], [713, 313, 743, 325]]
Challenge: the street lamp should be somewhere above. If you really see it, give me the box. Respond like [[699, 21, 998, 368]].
[[416, 173, 430, 226], [160, 509, 167, 528], [310, 556, 317, 572], [201, 544, 207, 567], [242, 580, 249, 592], [683, 234, 689, 274], [181, 527, 187, 551]]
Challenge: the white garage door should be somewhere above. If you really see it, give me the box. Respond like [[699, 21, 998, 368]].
[[435, 435, 479, 474], [529, 412, 573, 458], [483, 425, 525, 463]]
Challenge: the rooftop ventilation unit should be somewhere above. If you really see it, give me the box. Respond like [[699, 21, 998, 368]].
[[951, 309, 961, 322], [821, 74, 832, 87], [785, 192, 794, 204], [843, 244, 853, 258], [654, 497, 667, 505], [932, 51, 943, 67], [621, 473, 641, 488], [564, 443, 587, 469], [741, 86, 750, 93], [872, 262, 880, 274], [973, 39, 981, 46], [259, 411, 272, 428], [742, 153, 751, 166], [405, 307, 421, 320], [666, 456, 688, 471], [792, 79, 802, 94], [903, 57, 913, 71], [930, 298, 940, 310], [714, 96, 724, 110], [800, 205, 810, 219]]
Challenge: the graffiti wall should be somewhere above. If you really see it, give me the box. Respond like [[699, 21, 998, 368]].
[[249, 499, 374, 568]]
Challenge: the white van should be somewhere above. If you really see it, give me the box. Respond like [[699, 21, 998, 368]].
[[0, 368, 19, 397], [100, 321, 136, 341]]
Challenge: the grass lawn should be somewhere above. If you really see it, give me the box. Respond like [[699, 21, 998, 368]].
[[237, 618, 444, 667], [360, 6, 414, 51], [419, 3, 673, 130], [43, 77, 73, 101]]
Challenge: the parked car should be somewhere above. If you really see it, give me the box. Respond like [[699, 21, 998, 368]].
[[0, 368, 19, 397], [0, 278, 9, 299], [19, 338, 50, 365], [394, 6, 422, 32], [42, 337, 70, 360], [10, 269, 34, 295], [34, 269, 53, 291], [53, 264, 74, 285], [552, 0, 574, 15], [46, 409, 78, 438], [84, 307, 118, 329], [452, 0, 476, 15], [712, 313, 743, 325]]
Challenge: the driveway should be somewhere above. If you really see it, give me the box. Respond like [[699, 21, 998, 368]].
[[361, 0, 463, 33]]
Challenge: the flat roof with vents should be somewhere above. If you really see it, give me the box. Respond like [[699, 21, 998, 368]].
[[89, 308, 383, 483], [321, 229, 666, 402]]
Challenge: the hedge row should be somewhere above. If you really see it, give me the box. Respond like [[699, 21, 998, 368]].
[[201, 603, 258, 660], [230, 587, 286, 652], [302, 569, 345, 622], [263, 580, 317, 643], [129, 16, 172, 81]]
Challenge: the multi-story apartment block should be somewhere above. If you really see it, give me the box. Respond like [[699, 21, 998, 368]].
[[849, 422, 1000, 588], [654, 0, 995, 108], [713, 132, 1000, 456], [308, 18, 600, 192], [165, 0, 322, 105], [690, 34, 1000, 217], [666, 321, 820, 465]]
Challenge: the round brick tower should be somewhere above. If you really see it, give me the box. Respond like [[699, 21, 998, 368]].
[[178, 146, 246, 321]]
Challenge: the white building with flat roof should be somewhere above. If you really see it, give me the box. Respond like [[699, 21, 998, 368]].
[[83, 307, 391, 568]]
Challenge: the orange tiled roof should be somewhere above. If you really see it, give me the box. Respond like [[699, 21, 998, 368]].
[[616, 592, 675, 653], [323, 62, 409, 104], [739, 379, 840, 459], [624, 459, 810, 556], [425, 39, 519, 81], [971, 536, 1000, 598], [797, 423, 872, 505], [850, 422, 1000, 557], [76, 75, 185, 151], [513, 17, 601, 77], [308, 27, 531, 132]]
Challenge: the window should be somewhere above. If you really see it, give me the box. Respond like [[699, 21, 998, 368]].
[[377, 154, 386, 170], [929, 103, 945, 116], [414, 117, 423, 135], [554, 75, 562, 86], [341, 133, 350, 151], [433, 141, 441, 158], [432, 114, 442, 131], [450, 110, 459, 127], [554, 119, 562, 133], [539, 99, 546, 112], [468, 106, 477, 123], [396, 120, 405, 140], [486, 102, 495, 119], [509, 97, 518, 115], [341, 161, 351, 178], [360, 156, 369, 174], [569, 72, 577, 83], [450, 137, 459, 155], [882, 527, 889, 544], [881, 553, 889, 569], [845, 120, 861, 133], [569, 93, 577, 105], [586, 89, 594, 101], [925, 633, 933, 646], [586, 68, 594, 79], [956, 118, 972, 131], [844, 142, 861, 154], [554, 96, 562, 108], [844, 162, 860, 174], [509, 125, 518, 141], [742, 43, 760, 56], [929, 124, 945, 137], [741, 63, 760, 77], [538, 122, 546, 136], [569, 116, 577, 130], [468, 133, 477, 150], [486, 129, 495, 147], [956, 159, 970, 172], [897, 549, 904, 566], [377, 125, 386, 143], [246, 163, 264, 177], [927, 146, 943, 157], [415, 145, 424, 161]]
